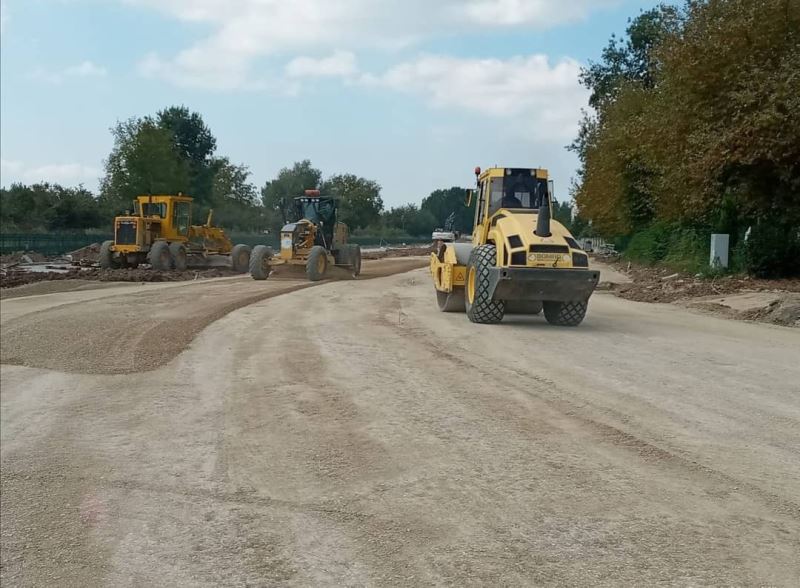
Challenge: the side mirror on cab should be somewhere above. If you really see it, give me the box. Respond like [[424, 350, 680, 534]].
[[465, 189, 474, 207]]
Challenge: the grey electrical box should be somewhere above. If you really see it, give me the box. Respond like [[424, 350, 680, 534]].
[[710, 234, 729, 269]]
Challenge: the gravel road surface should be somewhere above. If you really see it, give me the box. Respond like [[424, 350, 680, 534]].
[[2, 261, 798, 586]]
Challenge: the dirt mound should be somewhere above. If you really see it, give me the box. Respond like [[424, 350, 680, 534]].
[[362, 245, 432, 260], [0, 267, 241, 289], [739, 294, 800, 327], [0, 251, 47, 265], [66, 242, 101, 262], [609, 263, 800, 304]]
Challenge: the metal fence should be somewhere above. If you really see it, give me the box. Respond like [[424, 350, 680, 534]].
[[0, 233, 113, 256], [1, 232, 432, 256]]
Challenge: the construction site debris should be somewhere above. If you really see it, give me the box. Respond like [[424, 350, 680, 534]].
[[66, 243, 101, 263], [597, 256, 800, 326]]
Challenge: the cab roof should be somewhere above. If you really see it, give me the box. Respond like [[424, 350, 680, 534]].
[[135, 194, 194, 203], [479, 167, 549, 180]]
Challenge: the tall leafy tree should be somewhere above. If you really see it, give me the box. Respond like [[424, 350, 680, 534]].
[[156, 106, 218, 205], [420, 187, 474, 233], [0, 183, 104, 231], [321, 174, 384, 230], [261, 160, 323, 227], [208, 158, 264, 232], [99, 117, 190, 215], [382, 204, 437, 236]]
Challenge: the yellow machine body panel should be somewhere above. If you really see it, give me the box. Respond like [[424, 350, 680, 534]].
[[430, 243, 467, 293], [111, 194, 233, 255]]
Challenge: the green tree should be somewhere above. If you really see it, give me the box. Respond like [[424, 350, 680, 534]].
[[0, 182, 104, 231], [99, 117, 190, 215], [321, 173, 384, 230], [382, 204, 437, 236], [580, 5, 683, 108], [573, 0, 800, 276], [209, 158, 264, 232], [261, 160, 323, 228], [420, 187, 474, 233], [156, 106, 218, 205]]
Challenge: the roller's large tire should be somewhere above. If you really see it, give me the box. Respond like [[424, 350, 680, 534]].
[[436, 287, 466, 312], [231, 244, 251, 273], [169, 242, 188, 271], [306, 246, 328, 282], [249, 245, 272, 280], [148, 241, 172, 271], [99, 240, 119, 269], [350, 244, 362, 277], [543, 300, 588, 327], [465, 244, 505, 324]]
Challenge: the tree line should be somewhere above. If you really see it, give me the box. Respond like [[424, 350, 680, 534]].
[[572, 0, 799, 277], [0, 106, 477, 240]]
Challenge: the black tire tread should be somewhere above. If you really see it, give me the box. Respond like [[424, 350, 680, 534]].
[[169, 242, 188, 271], [543, 300, 588, 326], [465, 245, 505, 324], [231, 243, 251, 273], [148, 241, 172, 271], [249, 245, 272, 280], [306, 246, 328, 281], [99, 240, 117, 269]]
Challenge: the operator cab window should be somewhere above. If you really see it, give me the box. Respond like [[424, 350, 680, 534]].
[[174, 201, 191, 236], [142, 202, 166, 217], [488, 171, 548, 214]]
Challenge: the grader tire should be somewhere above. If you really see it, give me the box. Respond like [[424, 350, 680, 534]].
[[169, 243, 188, 271], [148, 241, 172, 271], [543, 300, 588, 327], [99, 240, 119, 269], [350, 244, 362, 277], [306, 246, 328, 282], [231, 244, 251, 273], [249, 245, 272, 280], [465, 244, 505, 324], [436, 287, 466, 312]]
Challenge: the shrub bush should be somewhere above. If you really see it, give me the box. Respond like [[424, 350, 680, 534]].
[[743, 221, 800, 278]]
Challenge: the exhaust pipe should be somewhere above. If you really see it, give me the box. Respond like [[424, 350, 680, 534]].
[[535, 195, 552, 237]]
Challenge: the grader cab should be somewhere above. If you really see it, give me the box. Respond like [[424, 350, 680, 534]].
[[430, 167, 600, 326], [249, 190, 361, 282], [99, 194, 252, 272]]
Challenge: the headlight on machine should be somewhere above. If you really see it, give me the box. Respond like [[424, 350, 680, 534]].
[[572, 252, 589, 267]]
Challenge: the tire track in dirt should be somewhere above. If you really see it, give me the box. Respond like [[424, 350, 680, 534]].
[[374, 286, 800, 521], [0, 258, 427, 375]]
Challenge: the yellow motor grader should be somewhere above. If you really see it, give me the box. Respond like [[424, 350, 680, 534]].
[[430, 167, 599, 326], [249, 190, 361, 282], [99, 194, 252, 272]]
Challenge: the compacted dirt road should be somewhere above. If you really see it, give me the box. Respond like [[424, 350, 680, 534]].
[[1, 260, 799, 586]]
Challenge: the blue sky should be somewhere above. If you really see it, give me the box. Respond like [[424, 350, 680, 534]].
[[1, 0, 658, 208]]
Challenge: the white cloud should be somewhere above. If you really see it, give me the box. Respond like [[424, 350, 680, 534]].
[[363, 54, 589, 141], [1, 159, 101, 187], [285, 51, 357, 79], [459, 0, 607, 26], [28, 60, 107, 85], [64, 61, 107, 77], [128, 0, 613, 89]]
